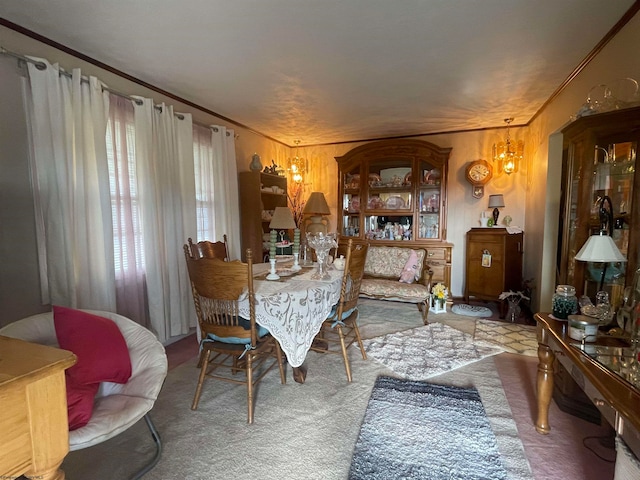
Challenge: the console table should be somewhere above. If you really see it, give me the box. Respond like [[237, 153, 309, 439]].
[[534, 313, 640, 461], [0, 335, 76, 480]]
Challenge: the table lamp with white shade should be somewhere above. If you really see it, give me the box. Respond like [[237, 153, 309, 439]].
[[266, 207, 297, 280], [488, 194, 505, 226], [575, 196, 627, 292]]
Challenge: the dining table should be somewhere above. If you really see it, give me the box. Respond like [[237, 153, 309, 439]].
[[238, 261, 343, 383]]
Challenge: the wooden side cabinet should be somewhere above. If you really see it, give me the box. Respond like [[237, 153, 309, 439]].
[[464, 228, 524, 308]]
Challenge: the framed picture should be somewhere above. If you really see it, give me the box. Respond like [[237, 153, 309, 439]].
[[482, 250, 492, 268]]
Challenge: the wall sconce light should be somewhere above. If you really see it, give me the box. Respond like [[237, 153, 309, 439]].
[[288, 140, 308, 184], [493, 118, 523, 175]]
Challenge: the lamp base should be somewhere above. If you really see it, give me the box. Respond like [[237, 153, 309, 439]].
[[305, 215, 328, 235], [492, 207, 500, 226]]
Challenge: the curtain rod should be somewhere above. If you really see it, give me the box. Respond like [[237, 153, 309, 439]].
[[0, 45, 235, 136]]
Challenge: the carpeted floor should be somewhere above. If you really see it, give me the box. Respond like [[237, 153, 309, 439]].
[[60, 298, 535, 480]]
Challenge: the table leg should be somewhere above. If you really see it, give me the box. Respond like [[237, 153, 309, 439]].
[[536, 342, 555, 434], [26, 462, 65, 480], [292, 365, 307, 384]]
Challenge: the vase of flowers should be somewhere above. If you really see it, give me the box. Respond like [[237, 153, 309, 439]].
[[430, 282, 448, 314]]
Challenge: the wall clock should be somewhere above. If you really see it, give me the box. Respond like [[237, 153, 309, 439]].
[[465, 159, 493, 199]]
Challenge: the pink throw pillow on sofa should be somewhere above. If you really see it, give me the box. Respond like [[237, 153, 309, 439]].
[[399, 250, 419, 284]]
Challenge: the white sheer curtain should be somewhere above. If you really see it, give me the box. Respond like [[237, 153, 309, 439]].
[[106, 94, 148, 326], [133, 98, 196, 341], [25, 58, 116, 310], [210, 125, 240, 259]]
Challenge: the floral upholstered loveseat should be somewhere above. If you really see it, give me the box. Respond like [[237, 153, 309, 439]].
[[358, 246, 433, 324]]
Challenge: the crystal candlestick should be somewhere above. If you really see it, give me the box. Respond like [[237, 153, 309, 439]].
[[291, 252, 301, 271]]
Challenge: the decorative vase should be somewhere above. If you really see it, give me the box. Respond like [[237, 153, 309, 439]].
[[249, 153, 262, 172]]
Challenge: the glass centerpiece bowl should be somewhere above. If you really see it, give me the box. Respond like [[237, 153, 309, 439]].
[[306, 232, 338, 280]]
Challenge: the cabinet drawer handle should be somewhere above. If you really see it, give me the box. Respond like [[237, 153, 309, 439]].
[[594, 398, 607, 408], [428, 252, 434, 257]]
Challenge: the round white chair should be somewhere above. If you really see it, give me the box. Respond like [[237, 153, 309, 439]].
[[0, 310, 168, 479]]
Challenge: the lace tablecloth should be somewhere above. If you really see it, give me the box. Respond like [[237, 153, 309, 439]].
[[238, 264, 343, 367]]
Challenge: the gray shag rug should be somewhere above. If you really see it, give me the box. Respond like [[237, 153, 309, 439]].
[[349, 376, 507, 480], [361, 322, 503, 379]]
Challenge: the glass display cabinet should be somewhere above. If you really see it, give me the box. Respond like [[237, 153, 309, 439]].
[[558, 106, 640, 304], [336, 139, 454, 288]]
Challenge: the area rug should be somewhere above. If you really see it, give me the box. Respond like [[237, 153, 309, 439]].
[[349, 376, 508, 480], [452, 303, 493, 317], [474, 319, 538, 357], [361, 322, 503, 380]]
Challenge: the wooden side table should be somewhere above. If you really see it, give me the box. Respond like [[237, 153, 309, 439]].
[[0, 335, 76, 480]]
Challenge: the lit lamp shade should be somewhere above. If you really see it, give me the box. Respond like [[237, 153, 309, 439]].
[[575, 234, 626, 263], [487, 194, 505, 209], [575, 233, 626, 292], [303, 192, 331, 235], [488, 194, 505, 226], [269, 207, 297, 230]]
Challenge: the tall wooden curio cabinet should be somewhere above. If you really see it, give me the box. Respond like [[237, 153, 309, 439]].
[[336, 139, 454, 289], [557, 106, 640, 302]]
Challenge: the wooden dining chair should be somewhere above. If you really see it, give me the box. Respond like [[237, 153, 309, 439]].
[[183, 246, 286, 423], [187, 235, 230, 261], [309, 239, 369, 382]]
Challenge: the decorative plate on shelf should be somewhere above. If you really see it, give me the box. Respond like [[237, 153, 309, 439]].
[[385, 196, 405, 209], [403, 172, 412, 185], [348, 195, 360, 212], [368, 196, 385, 209]]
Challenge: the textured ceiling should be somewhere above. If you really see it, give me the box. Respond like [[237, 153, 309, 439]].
[[1, 0, 637, 146]]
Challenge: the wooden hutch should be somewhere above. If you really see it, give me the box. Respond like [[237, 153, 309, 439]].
[[335, 139, 453, 289]]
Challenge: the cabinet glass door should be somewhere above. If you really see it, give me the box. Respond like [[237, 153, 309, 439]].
[[417, 159, 443, 240], [341, 167, 361, 238], [364, 161, 413, 241], [585, 142, 636, 300]]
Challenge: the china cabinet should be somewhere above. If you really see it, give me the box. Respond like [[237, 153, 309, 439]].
[[557, 106, 640, 303], [335, 139, 453, 288], [238, 171, 288, 262]]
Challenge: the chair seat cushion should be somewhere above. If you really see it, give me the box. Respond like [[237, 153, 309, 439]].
[[326, 304, 357, 322], [206, 317, 269, 344], [360, 278, 429, 303]]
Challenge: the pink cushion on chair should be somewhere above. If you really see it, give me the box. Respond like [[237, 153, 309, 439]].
[[398, 249, 419, 284], [53, 306, 132, 385]]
